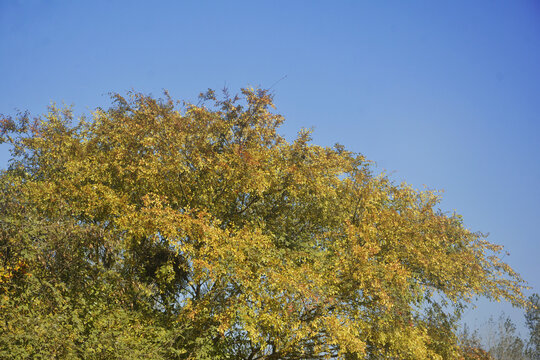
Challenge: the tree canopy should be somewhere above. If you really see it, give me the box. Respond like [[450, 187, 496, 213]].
[[0, 89, 528, 359]]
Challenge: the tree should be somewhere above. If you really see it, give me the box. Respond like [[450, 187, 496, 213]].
[[0, 88, 528, 359], [484, 315, 527, 360], [525, 294, 540, 359], [459, 324, 494, 360], [459, 312, 537, 360]]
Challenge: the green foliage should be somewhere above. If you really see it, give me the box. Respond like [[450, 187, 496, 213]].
[[485, 315, 527, 360], [525, 294, 540, 359], [458, 309, 540, 360], [0, 89, 528, 359]]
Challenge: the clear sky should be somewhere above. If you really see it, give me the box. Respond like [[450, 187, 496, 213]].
[[1, 0, 539, 336]]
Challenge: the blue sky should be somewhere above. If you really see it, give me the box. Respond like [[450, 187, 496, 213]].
[[1, 0, 539, 335]]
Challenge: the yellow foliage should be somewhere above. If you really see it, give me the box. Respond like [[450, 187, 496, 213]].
[[0, 88, 527, 359]]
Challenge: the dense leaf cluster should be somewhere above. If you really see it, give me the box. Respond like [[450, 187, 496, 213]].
[[0, 89, 527, 359]]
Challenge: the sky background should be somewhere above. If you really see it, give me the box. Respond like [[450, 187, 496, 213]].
[[1, 0, 539, 337]]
